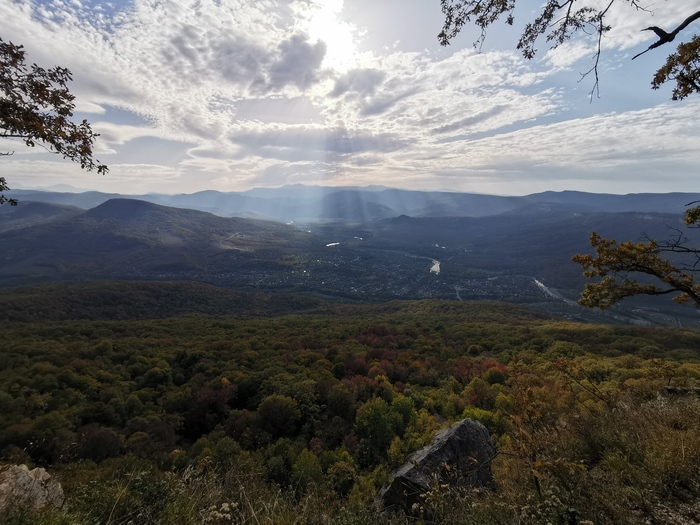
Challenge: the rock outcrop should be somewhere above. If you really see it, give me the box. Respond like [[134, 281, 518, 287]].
[[661, 386, 700, 397], [0, 464, 65, 512], [376, 418, 495, 514]]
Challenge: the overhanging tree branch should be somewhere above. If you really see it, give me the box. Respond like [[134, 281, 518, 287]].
[[437, 1, 700, 99], [573, 229, 700, 309], [633, 9, 700, 60], [0, 38, 108, 206]]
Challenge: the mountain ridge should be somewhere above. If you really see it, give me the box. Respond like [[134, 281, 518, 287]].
[[6, 187, 699, 222]]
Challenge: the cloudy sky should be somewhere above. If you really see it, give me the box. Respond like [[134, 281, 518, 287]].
[[2, 0, 699, 195]]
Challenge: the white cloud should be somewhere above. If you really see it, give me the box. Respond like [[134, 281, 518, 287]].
[[423, 99, 700, 191], [91, 122, 188, 151], [545, 41, 594, 70], [0, 0, 327, 137], [3, 159, 183, 193]]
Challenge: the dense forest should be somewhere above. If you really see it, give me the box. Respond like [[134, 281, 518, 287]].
[[2, 281, 700, 524]]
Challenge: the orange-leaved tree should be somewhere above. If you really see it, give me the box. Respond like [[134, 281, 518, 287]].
[[572, 209, 700, 308]]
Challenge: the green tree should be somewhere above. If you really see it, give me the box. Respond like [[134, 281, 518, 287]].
[[1, 38, 107, 205], [291, 448, 323, 494], [256, 394, 301, 438], [354, 397, 402, 465], [438, 1, 700, 99], [326, 460, 356, 497]]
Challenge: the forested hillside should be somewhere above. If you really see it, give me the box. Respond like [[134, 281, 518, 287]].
[[2, 283, 700, 524]]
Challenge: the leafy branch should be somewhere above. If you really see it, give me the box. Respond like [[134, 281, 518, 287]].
[[0, 38, 108, 205]]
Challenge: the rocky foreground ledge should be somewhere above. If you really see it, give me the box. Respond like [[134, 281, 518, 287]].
[[376, 418, 495, 515], [0, 464, 64, 512]]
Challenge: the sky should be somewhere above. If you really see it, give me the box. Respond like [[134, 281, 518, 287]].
[[1, 0, 700, 196]]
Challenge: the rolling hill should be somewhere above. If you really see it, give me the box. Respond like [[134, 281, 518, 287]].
[[0, 199, 315, 286]]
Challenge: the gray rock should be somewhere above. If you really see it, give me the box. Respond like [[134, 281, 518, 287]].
[[376, 418, 495, 514], [662, 386, 700, 397], [0, 464, 65, 512]]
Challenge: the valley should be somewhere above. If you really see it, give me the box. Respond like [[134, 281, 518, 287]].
[[3, 187, 700, 326]]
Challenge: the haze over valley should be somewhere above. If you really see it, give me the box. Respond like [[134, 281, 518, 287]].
[[4, 185, 699, 327]]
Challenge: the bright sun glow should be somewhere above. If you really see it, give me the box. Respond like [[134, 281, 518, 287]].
[[306, 0, 357, 72]]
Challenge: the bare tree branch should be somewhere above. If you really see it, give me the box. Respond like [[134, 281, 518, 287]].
[[633, 9, 700, 60], [437, 1, 699, 98]]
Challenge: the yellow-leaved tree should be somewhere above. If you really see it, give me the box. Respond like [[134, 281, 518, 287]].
[[572, 208, 700, 308]]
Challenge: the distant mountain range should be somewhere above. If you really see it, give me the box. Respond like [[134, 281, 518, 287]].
[[6, 185, 698, 222], [2, 189, 700, 326]]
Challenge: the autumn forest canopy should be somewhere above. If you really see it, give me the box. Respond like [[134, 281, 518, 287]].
[[3, 283, 700, 524]]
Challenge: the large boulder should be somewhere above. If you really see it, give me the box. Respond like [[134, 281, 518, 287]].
[[0, 464, 65, 512], [376, 418, 495, 514]]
